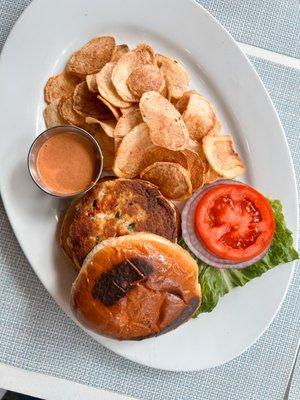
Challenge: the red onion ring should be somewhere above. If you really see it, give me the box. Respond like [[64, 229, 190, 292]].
[[181, 179, 269, 269]]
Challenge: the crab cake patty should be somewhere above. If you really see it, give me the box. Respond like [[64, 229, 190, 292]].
[[61, 178, 180, 269]]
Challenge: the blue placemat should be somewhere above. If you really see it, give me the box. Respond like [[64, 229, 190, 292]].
[[0, 1, 299, 399], [0, 0, 31, 48], [197, 0, 300, 58]]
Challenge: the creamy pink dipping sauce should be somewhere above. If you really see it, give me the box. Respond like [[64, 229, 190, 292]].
[[36, 132, 97, 194]]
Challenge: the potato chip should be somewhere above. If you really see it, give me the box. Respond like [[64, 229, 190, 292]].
[[208, 118, 222, 136], [120, 104, 139, 115], [114, 137, 123, 152], [96, 120, 116, 138], [140, 162, 192, 200], [203, 167, 221, 184], [66, 36, 116, 78], [160, 83, 167, 98], [85, 116, 99, 125], [175, 90, 195, 114], [183, 149, 204, 191], [187, 138, 210, 175], [140, 91, 189, 151], [164, 76, 173, 102], [86, 74, 98, 93], [156, 54, 189, 100], [160, 77, 173, 103], [96, 62, 131, 108], [143, 147, 188, 170], [176, 91, 218, 141], [203, 135, 245, 178], [113, 122, 153, 178], [85, 117, 116, 138], [187, 137, 200, 152], [111, 44, 155, 102], [97, 95, 121, 120], [114, 109, 142, 138], [43, 99, 66, 128], [44, 72, 80, 104], [59, 96, 88, 128], [93, 127, 115, 170], [111, 44, 129, 62], [73, 81, 112, 121], [127, 64, 165, 98], [114, 119, 188, 176]]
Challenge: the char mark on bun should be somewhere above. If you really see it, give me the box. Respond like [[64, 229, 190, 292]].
[[92, 257, 153, 306]]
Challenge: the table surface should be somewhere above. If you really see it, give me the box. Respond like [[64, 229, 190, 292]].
[[0, 1, 299, 399]]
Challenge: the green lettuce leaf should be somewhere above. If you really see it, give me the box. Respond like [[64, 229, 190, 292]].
[[179, 199, 299, 316]]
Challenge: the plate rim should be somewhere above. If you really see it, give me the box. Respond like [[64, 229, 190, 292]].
[[0, 0, 298, 371]]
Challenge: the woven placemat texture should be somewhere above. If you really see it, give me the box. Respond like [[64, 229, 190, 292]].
[[197, 0, 300, 58], [0, 1, 299, 399]]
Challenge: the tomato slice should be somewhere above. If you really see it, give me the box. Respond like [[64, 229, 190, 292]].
[[194, 183, 275, 262]]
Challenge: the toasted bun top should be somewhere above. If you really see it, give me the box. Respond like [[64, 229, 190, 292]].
[[60, 178, 180, 269], [71, 233, 201, 340]]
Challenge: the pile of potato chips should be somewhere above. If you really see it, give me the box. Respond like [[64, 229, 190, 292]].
[[44, 36, 245, 200]]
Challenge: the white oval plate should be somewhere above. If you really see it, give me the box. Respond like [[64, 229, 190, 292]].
[[0, 0, 298, 371]]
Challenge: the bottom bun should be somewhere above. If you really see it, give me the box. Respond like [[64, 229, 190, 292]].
[[70, 233, 201, 340]]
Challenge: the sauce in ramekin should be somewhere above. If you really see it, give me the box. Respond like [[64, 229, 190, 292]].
[[36, 131, 97, 195]]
